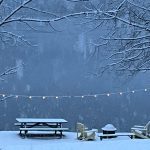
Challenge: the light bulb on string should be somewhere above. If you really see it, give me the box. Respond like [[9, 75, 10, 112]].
[[42, 96, 46, 100], [107, 93, 110, 96], [119, 92, 123, 95], [1, 86, 150, 101], [94, 95, 97, 98], [144, 89, 147, 92]]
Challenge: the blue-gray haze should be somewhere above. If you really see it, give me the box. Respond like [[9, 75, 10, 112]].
[[0, 0, 150, 132]]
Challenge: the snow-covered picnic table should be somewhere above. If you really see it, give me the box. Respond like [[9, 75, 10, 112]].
[[15, 118, 69, 138]]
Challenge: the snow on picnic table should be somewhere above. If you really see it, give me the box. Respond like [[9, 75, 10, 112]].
[[0, 131, 150, 150]]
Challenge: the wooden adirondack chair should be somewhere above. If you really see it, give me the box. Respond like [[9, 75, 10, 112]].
[[131, 121, 150, 138], [76, 122, 96, 140]]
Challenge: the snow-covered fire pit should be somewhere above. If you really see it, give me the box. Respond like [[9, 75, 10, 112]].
[[101, 124, 117, 134]]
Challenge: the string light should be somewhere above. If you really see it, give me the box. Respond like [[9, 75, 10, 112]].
[[107, 93, 110, 96], [144, 89, 147, 92], [42, 96, 46, 100], [94, 95, 97, 98], [0, 87, 149, 100]]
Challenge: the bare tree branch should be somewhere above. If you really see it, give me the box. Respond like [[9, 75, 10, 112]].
[[0, 64, 24, 81], [0, 0, 4, 5], [23, 6, 60, 18], [1, 0, 150, 76], [0, 0, 32, 26], [0, 31, 37, 46]]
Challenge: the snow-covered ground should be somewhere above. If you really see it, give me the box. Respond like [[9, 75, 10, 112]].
[[0, 131, 150, 150]]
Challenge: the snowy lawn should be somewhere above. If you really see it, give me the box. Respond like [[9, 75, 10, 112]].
[[0, 131, 150, 150]]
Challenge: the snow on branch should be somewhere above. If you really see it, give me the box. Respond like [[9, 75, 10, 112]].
[[127, 0, 150, 12], [0, 31, 37, 46], [0, 64, 24, 81], [0, 0, 150, 75], [0, 0, 32, 26], [98, 35, 150, 41], [22, 6, 60, 18], [0, 0, 4, 5], [80, 0, 150, 75]]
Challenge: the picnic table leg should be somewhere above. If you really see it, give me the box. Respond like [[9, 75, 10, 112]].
[[19, 130, 22, 135], [60, 131, 63, 138], [19, 129, 25, 138], [23, 130, 28, 138]]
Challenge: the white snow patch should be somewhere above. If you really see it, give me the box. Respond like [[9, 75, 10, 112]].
[[25, 84, 31, 92], [0, 131, 150, 150], [102, 124, 117, 131]]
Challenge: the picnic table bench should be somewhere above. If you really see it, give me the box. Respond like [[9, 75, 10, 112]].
[[15, 118, 69, 138], [98, 132, 135, 140]]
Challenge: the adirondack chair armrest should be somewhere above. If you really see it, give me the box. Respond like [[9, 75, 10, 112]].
[[85, 127, 88, 130], [131, 127, 147, 131], [134, 125, 145, 128]]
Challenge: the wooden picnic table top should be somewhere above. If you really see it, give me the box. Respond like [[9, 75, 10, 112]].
[[16, 118, 68, 123]]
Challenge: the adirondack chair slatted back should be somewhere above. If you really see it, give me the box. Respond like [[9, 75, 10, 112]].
[[145, 121, 150, 129], [145, 121, 150, 135], [77, 123, 85, 132], [76, 122, 86, 139], [76, 122, 96, 140]]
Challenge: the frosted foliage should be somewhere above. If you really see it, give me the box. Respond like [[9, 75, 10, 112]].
[[116, 11, 129, 28], [124, 12, 132, 34], [16, 59, 23, 80], [64, 1, 75, 11], [74, 33, 87, 59], [116, 20, 122, 28], [26, 84, 31, 92]]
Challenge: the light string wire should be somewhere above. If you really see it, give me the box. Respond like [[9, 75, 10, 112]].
[[0, 87, 149, 100]]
